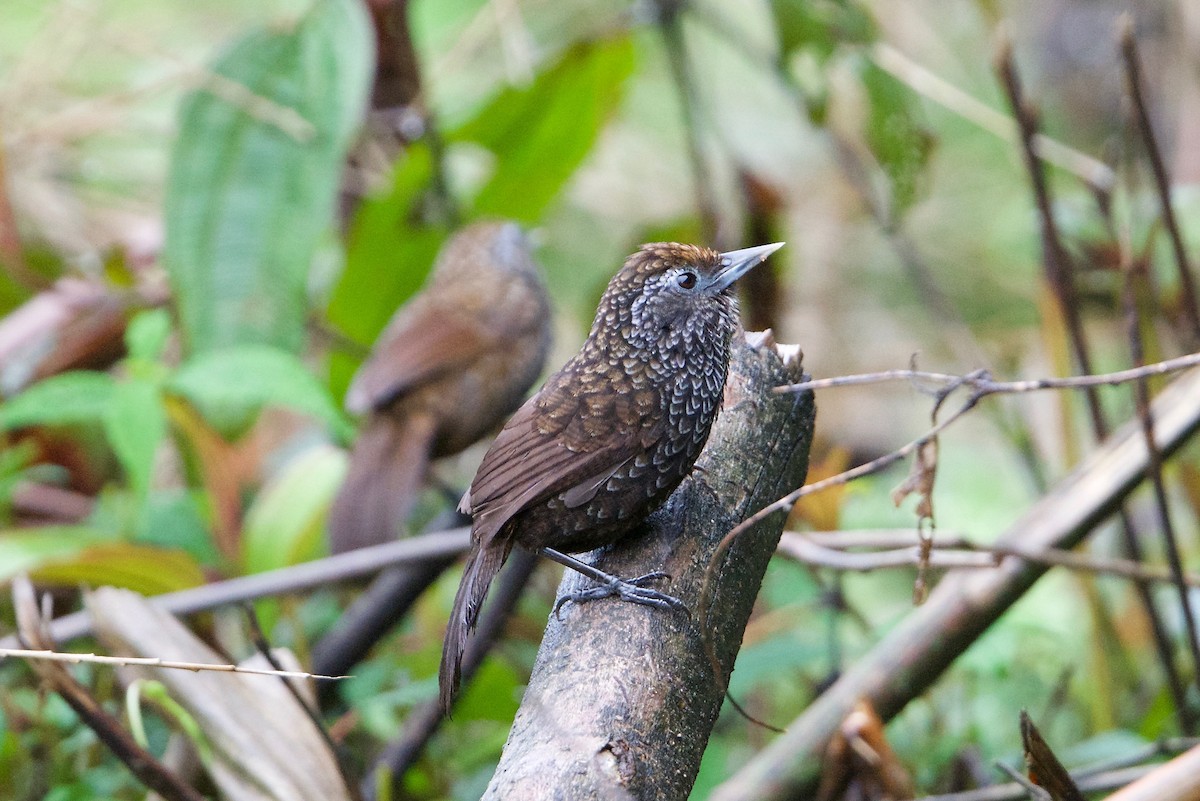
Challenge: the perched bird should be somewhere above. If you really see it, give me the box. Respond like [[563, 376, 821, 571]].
[[327, 222, 551, 554], [439, 240, 784, 711]]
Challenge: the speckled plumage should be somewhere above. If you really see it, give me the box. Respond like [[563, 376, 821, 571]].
[[439, 240, 783, 712]]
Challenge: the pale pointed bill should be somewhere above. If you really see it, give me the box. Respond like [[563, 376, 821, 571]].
[[711, 242, 785, 290]]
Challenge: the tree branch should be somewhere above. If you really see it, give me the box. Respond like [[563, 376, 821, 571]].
[[711, 364, 1200, 800], [482, 333, 814, 800]]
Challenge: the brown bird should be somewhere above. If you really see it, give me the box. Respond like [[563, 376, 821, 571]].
[[439, 240, 784, 711], [327, 222, 551, 554]]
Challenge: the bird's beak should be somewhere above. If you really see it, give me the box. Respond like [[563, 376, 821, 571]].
[[711, 242, 785, 291]]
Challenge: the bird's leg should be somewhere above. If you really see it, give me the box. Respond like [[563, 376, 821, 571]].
[[538, 547, 689, 619]]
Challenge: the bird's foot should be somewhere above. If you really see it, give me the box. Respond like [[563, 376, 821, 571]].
[[553, 571, 689, 619]]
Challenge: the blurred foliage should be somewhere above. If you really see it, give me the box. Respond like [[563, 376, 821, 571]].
[[2, 0, 1200, 798], [164, 0, 374, 355]]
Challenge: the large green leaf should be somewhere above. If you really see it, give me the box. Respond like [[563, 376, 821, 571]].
[[0, 526, 114, 582], [326, 143, 448, 399], [241, 444, 346, 573], [859, 59, 934, 220], [169, 344, 351, 440], [30, 544, 206, 595], [452, 35, 636, 223], [0, 371, 115, 430], [103, 379, 167, 501], [163, 0, 373, 355]]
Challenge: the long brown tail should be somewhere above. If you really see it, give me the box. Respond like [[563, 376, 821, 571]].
[[327, 412, 437, 554], [438, 537, 509, 713]]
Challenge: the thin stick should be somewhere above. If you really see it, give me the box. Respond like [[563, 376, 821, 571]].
[[776, 531, 1200, 588], [1119, 204, 1200, 703], [997, 32, 1189, 729], [1119, 15, 1200, 343], [994, 762, 1052, 801], [698, 388, 984, 672], [0, 647, 348, 680], [776, 352, 1200, 394], [656, 1, 720, 243]]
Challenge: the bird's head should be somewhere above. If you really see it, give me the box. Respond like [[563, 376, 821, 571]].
[[594, 241, 784, 347], [433, 220, 541, 283]]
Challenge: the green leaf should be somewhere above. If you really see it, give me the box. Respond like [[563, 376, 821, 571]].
[[326, 143, 448, 398], [452, 35, 636, 222], [124, 309, 173, 364], [30, 544, 206, 595], [169, 344, 351, 440], [0, 527, 114, 582], [136, 490, 221, 567], [163, 0, 374, 355], [103, 379, 166, 500], [860, 59, 934, 219], [241, 444, 346, 573], [0, 372, 115, 430], [770, 0, 876, 61]]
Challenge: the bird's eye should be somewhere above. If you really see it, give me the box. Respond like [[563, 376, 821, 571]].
[[677, 271, 698, 289]]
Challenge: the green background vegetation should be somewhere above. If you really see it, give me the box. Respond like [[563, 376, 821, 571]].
[[2, 0, 1199, 798]]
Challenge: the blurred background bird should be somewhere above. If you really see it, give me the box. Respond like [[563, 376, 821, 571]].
[[327, 221, 552, 554]]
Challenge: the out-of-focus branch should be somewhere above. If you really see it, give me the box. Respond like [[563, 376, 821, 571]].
[[1119, 15, 1200, 345], [655, 0, 720, 244], [870, 42, 1114, 195], [777, 531, 1200, 587], [996, 31, 1191, 729], [711, 365, 1200, 800], [1099, 742, 1200, 801]]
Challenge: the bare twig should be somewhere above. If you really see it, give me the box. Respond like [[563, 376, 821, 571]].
[[656, 0, 720, 243], [1119, 207, 1200, 700], [241, 605, 360, 801], [364, 550, 538, 799], [995, 762, 1051, 801], [996, 32, 1190, 729], [699, 384, 983, 682], [995, 36, 1091, 381], [913, 739, 1200, 800], [1099, 741, 1200, 801], [1119, 15, 1200, 344], [710, 366, 1200, 800], [0, 646, 348, 680], [776, 531, 1200, 588], [775, 352, 1200, 394]]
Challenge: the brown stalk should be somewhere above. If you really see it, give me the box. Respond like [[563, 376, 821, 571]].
[[1119, 219, 1200, 705], [655, 0, 720, 244], [1119, 15, 1200, 345], [995, 33, 1190, 730]]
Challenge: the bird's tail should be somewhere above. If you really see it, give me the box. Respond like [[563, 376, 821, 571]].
[[439, 538, 509, 713], [327, 412, 437, 554]]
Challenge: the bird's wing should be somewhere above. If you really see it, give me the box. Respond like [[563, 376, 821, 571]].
[[467, 375, 664, 544], [344, 304, 492, 414]]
